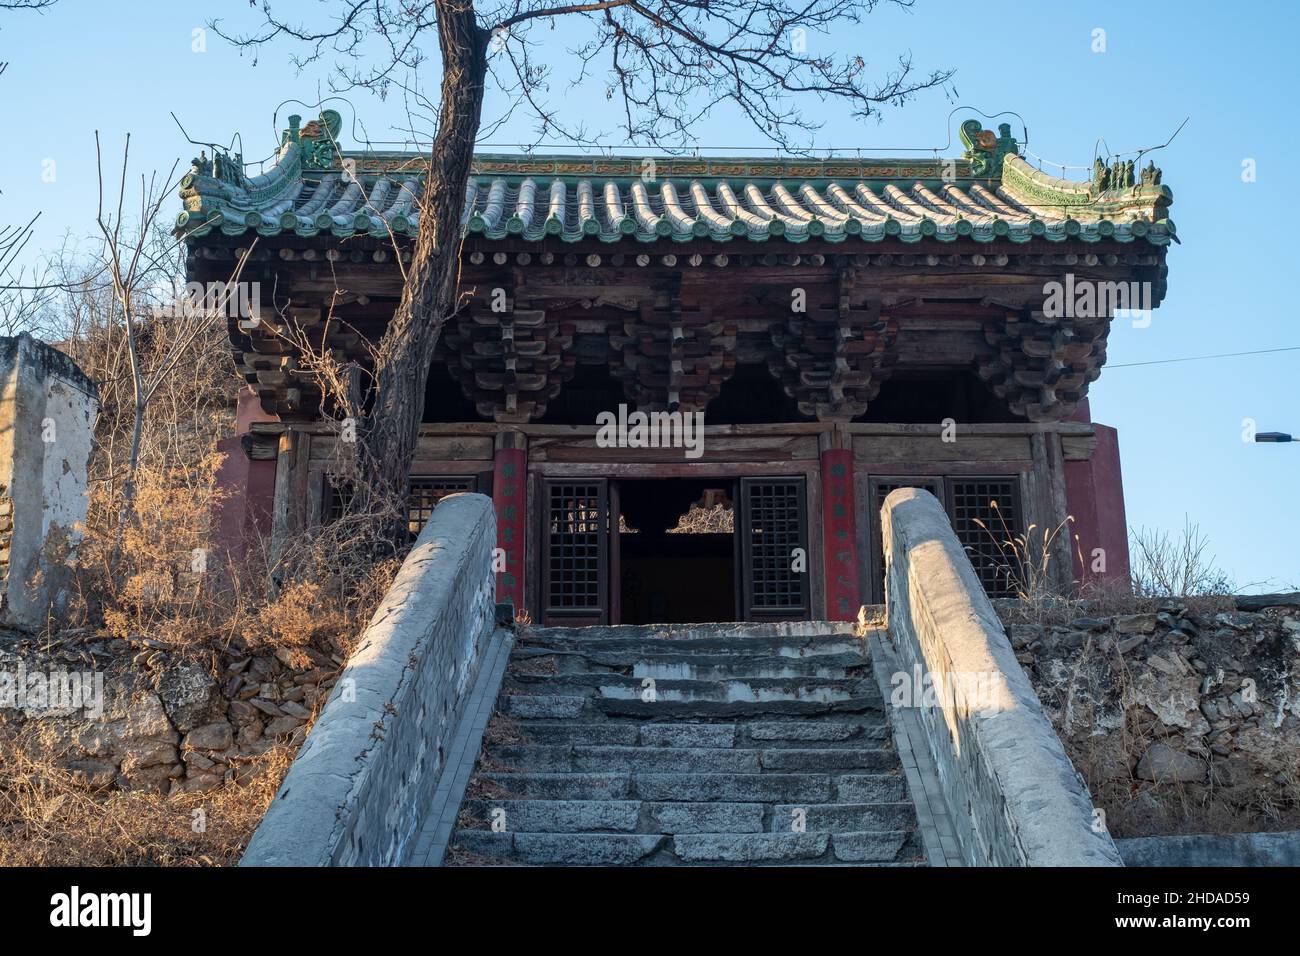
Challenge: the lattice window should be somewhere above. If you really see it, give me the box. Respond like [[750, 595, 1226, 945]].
[[741, 478, 808, 614], [324, 478, 355, 524], [869, 478, 943, 603], [545, 481, 605, 612], [407, 476, 477, 535], [325, 475, 477, 535], [947, 477, 1022, 598]]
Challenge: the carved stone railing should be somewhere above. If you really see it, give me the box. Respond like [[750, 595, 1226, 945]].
[[241, 493, 498, 866], [879, 487, 1122, 866]]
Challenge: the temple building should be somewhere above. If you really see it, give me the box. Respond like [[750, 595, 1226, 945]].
[[180, 111, 1174, 626]]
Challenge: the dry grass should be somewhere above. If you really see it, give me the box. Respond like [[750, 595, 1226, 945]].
[[0, 238, 404, 866], [0, 725, 295, 866], [668, 501, 734, 534], [482, 713, 528, 747]]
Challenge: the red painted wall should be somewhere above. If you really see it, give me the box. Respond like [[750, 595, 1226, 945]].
[[493, 447, 527, 611], [212, 388, 278, 563], [1064, 422, 1131, 586], [819, 448, 861, 620]]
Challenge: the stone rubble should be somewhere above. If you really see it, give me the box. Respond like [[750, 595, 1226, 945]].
[[0, 629, 337, 797], [997, 597, 1300, 834]]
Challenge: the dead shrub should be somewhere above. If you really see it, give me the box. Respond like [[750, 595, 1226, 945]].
[[0, 724, 294, 867], [0, 195, 403, 866]]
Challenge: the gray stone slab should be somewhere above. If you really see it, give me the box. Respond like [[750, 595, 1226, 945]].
[[459, 799, 642, 833], [746, 721, 884, 743], [638, 723, 737, 748], [453, 831, 666, 865], [573, 746, 760, 773], [835, 774, 910, 803], [759, 748, 895, 772], [516, 723, 639, 746], [502, 695, 587, 719], [632, 773, 831, 803], [672, 832, 829, 863], [772, 802, 917, 833], [646, 802, 765, 834], [485, 772, 631, 800], [832, 830, 914, 863]]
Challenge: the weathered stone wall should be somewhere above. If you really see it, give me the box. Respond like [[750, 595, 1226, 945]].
[[241, 493, 499, 866], [880, 487, 1122, 866], [1117, 830, 1300, 867], [1001, 597, 1300, 837], [0, 334, 98, 629], [0, 628, 334, 796]]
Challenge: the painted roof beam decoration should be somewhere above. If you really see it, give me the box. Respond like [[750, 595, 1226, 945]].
[[176, 109, 1176, 248]]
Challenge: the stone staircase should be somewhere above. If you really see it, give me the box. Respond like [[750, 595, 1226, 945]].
[[445, 621, 926, 866]]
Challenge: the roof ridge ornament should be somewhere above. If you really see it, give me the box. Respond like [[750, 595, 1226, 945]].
[[959, 119, 1018, 177], [283, 109, 344, 171]]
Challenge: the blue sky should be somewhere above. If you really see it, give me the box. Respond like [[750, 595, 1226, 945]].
[[1, 0, 1296, 589]]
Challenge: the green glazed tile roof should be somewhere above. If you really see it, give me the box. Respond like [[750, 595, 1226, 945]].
[[176, 111, 1176, 246]]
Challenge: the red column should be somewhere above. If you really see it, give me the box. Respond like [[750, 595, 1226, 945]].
[[1064, 423, 1131, 586], [212, 388, 278, 563], [819, 447, 861, 620], [493, 445, 527, 611]]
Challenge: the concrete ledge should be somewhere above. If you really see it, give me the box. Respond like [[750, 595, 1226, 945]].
[[879, 487, 1122, 867], [241, 493, 499, 866], [1118, 831, 1300, 867]]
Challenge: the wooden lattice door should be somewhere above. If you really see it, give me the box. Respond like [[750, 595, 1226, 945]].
[[738, 477, 810, 621], [541, 479, 609, 626]]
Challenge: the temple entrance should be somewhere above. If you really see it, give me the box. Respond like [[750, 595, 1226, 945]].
[[539, 474, 812, 626], [615, 479, 737, 624]]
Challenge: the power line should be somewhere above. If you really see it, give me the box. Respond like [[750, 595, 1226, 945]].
[[1107, 346, 1300, 369]]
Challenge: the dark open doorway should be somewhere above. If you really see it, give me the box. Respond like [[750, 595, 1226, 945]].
[[615, 479, 737, 624]]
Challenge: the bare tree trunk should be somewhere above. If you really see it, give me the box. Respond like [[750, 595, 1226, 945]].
[[363, 2, 488, 531]]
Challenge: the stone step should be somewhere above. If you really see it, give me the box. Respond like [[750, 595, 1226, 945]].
[[759, 748, 896, 772], [511, 721, 737, 748], [450, 829, 919, 866], [515, 648, 868, 678], [829, 830, 925, 864], [444, 620, 920, 867], [506, 672, 880, 703], [514, 634, 863, 658], [629, 653, 865, 680], [632, 773, 832, 803], [451, 830, 666, 866], [508, 719, 890, 750], [458, 799, 917, 837], [646, 802, 765, 834], [834, 774, 911, 803], [485, 744, 895, 774], [459, 799, 642, 833], [458, 799, 769, 834], [599, 695, 884, 720], [519, 622, 856, 644], [771, 802, 917, 833], [637, 723, 737, 748], [672, 832, 830, 863], [739, 720, 890, 747], [487, 745, 763, 773], [510, 722, 640, 746], [484, 772, 630, 800], [671, 830, 921, 864], [501, 694, 589, 720]]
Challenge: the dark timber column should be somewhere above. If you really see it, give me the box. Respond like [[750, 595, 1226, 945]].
[[493, 429, 527, 612], [819, 427, 861, 620]]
